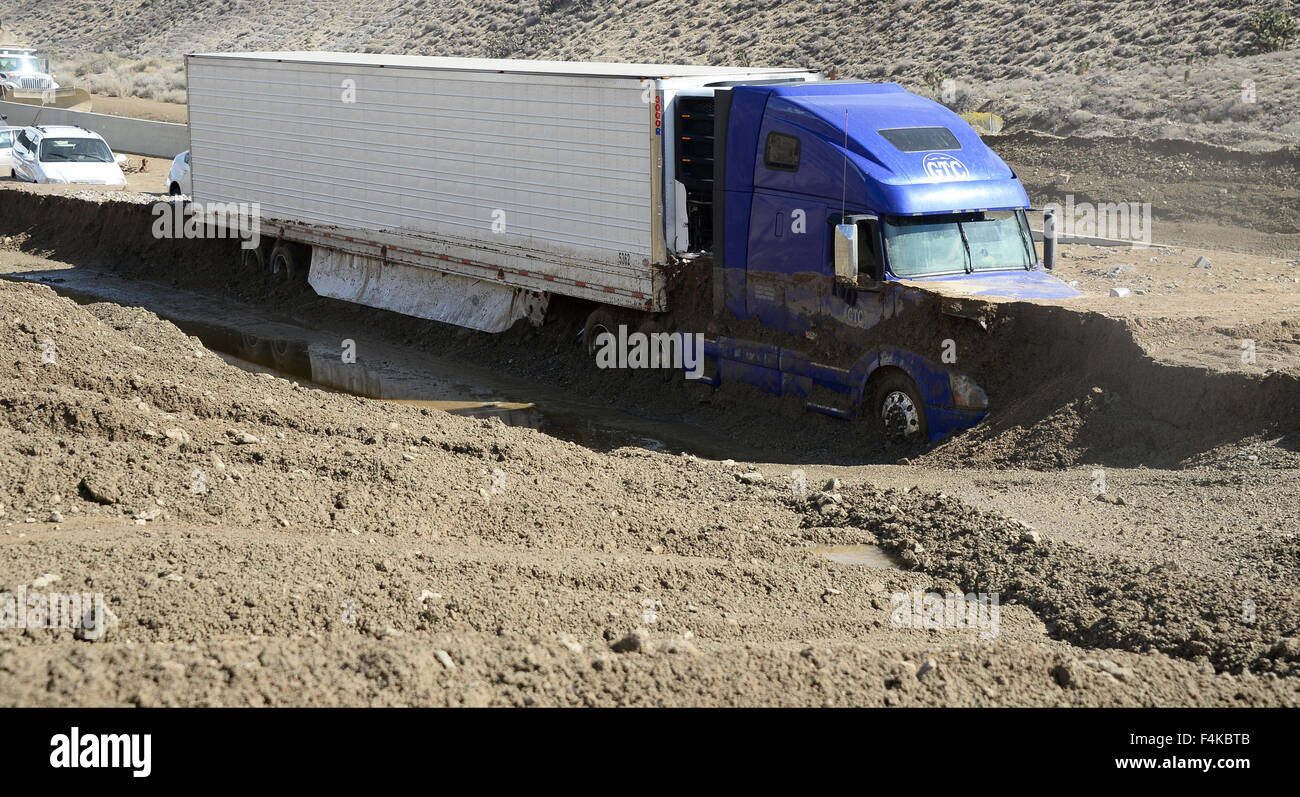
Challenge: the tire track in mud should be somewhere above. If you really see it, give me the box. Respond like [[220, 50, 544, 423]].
[[805, 485, 1300, 676]]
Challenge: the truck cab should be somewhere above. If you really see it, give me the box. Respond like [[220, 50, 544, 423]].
[[699, 81, 1079, 442]]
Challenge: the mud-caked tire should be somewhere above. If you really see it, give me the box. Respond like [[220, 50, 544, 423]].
[[241, 243, 267, 273], [269, 242, 304, 282], [872, 371, 928, 445], [582, 308, 619, 359]]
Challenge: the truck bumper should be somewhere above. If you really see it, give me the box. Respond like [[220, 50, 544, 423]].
[[923, 405, 988, 441]]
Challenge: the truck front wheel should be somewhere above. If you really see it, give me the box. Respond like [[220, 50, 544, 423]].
[[872, 371, 928, 445]]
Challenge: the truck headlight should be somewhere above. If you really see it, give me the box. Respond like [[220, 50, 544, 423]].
[[948, 372, 988, 410]]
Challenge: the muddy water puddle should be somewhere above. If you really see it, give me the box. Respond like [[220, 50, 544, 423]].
[[8, 267, 737, 457], [807, 544, 900, 568]]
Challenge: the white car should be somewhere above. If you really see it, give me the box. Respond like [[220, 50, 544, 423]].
[[168, 150, 191, 196], [10, 125, 127, 186], [0, 124, 19, 177]]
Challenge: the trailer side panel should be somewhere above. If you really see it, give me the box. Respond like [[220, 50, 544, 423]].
[[187, 53, 659, 306]]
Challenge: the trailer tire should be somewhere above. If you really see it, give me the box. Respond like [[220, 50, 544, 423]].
[[872, 370, 928, 445], [241, 245, 266, 273], [269, 242, 303, 282], [582, 308, 618, 359]]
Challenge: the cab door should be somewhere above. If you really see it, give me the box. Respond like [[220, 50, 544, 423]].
[[824, 216, 890, 333]]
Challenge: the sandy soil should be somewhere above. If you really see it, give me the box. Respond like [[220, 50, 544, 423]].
[[85, 95, 187, 125], [1, 274, 1297, 707]]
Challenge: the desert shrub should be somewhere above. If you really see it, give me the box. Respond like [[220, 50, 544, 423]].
[[483, 34, 522, 59], [59, 54, 187, 103], [1242, 7, 1298, 53], [921, 67, 949, 92]]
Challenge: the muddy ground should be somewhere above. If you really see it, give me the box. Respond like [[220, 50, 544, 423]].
[[0, 135, 1297, 706]]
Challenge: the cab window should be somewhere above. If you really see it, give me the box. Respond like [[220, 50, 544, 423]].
[[763, 132, 800, 171]]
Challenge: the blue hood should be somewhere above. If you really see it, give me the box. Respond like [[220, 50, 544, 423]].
[[901, 268, 1082, 300], [758, 82, 1029, 215]]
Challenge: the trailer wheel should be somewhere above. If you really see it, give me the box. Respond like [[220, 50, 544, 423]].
[[269, 242, 302, 282], [582, 308, 618, 358], [872, 371, 928, 445], [241, 245, 266, 273]]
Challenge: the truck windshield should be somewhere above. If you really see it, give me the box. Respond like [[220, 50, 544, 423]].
[[882, 210, 1035, 277], [0, 57, 42, 74]]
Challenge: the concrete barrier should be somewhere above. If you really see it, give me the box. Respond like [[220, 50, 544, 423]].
[[0, 100, 187, 159]]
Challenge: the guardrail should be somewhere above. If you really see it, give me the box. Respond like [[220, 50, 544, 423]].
[[0, 99, 187, 159]]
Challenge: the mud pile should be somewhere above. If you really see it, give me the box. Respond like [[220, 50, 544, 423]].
[[822, 484, 1300, 677]]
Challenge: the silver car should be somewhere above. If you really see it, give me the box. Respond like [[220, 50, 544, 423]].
[[0, 124, 19, 177]]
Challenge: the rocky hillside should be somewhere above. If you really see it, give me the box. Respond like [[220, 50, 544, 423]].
[[8, 0, 1300, 145]]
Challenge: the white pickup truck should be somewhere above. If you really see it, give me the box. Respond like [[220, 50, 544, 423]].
[[0, 45, 88, 110]]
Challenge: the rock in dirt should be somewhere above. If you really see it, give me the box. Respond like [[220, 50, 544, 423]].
[[78, 475, 120, 505], [611, 627, 650, 653], [1269, 638, 1300, 662], [735, 471, 764, 485], [1052, 661, 1079, 688]]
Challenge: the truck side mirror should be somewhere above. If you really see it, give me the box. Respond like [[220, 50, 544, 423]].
[[1042, 208, 1057, 270], [833, 223, 858, 279]]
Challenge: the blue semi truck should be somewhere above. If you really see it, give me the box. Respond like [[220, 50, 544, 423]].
[[695, 80, 1079, 442], [187, 54, 1076, 443]]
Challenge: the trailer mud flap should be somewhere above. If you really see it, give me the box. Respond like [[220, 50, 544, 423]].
[[308, 249, 548, 333]]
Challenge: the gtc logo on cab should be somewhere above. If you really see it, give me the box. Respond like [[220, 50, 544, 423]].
[[922, 152, 969, 180]]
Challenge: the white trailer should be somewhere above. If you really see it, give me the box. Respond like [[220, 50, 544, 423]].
[[185, 52, 818, 332]]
